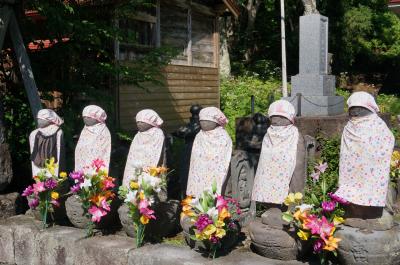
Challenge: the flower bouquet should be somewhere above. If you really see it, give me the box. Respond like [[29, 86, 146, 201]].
[[67, 159, 116, 236], [181, 181, 241, 258], [118, 166, 168, 247], [282, 161, 347, 264], [390, 150, 400, 187], [22, 158, 67, 229]]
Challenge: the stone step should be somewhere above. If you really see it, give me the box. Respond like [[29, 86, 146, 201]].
[[0, 215, 310, 265]]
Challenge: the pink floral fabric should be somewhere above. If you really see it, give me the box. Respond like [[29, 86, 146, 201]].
[[186, 125, 232, 197], [136, 109, 164, 127], [335, 92, 394, 207], [122, 127, 165, 186], [199, 107, 228, 126], [267, 99, 296, 123], [37, 109, 64, 126], [75, 106, 111, 172], [252, 122, 299, 203]]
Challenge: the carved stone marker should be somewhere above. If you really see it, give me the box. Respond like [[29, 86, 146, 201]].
[[285, 14, 344, 116]]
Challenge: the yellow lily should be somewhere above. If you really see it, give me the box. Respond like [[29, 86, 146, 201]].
[[215, 220, 225, 228], [333, 216, 345, 225], [294, 192, 303, 202], [59, 172, 67, 179], [139, 192, 145, 200], [203, 224, 216, 237], [215, 228, 226, 238], [218, 207, 231, 221], [297, 229, 310, 241], [140, 215, 150, 225], [51, 191, 59, 200], [323, 236, 341, 251], [284, 193, 296, 206], [130, 181, 139, 190]]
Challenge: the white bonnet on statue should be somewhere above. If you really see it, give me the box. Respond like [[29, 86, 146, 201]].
[[37, 109, 64, 126], [82, 105, 107, 123], [347, 91, 379, 113], [267, 99, 296, 123], [199, 107, 228, 127], [136, 109, 163, 127]]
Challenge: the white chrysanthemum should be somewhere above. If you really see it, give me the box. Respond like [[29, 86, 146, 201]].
[[296, 204, 313, 212]]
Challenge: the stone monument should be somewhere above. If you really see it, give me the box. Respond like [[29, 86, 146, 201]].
[[285, 14, 344, 116]]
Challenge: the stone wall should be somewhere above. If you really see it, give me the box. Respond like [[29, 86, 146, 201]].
[[0, 215, 306, 265]]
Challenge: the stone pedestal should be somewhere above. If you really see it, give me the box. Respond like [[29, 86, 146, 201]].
[[284, 14, 344, 116], [336, 225, 400, 265], [0, 192, 19, 219], [249, 208, 308, 261]]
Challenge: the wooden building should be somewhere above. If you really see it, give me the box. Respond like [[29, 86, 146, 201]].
[[116, 0, 239, 132], [389, 0, 400, 15]]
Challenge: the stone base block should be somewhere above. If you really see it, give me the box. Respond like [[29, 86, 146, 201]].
[[291, 73, 336, 96], [249, 221, 298, 260], [336, 225, 400, 265], [0, 192, 19, 219], [284, 95, 344, 116]]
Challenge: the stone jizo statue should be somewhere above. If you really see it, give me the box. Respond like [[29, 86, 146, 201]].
[[29, 109, 65, 176], [186, 107, 232, 197], [75, 105, 111, 173], [122, 109, 165, 187], [334, 92, 395, 230], [251, 100, 307, 227], [302, 0, 319, 15]]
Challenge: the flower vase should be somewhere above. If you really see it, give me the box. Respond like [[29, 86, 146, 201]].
[[29, 181, 69, 226], [65, 195, 121, 231], [118, 199, 180, 240]]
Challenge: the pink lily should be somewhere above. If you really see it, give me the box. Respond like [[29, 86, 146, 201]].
[[140, 207, 156, 220], [22, 186, 34, 197], [216, 195, 228, 211], [33, 182, 46, 194], [315, 162, 328, 173], [100, 198, 111, 211], [310, 171, 320, 182], [319, 216, 335, 241], [92, 159, 106, 172], [138, 199, 149, 210], [88, 205, 107, 223], [303, 214, 321, 235], [51, 200, 60, 207]]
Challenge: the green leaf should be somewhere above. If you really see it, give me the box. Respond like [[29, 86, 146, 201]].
[[212, 180, 217, 194], [282, 212, 294, 223]]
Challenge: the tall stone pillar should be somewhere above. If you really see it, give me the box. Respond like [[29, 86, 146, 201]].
[[0, 83, 12, 192], [285, 14, 344, 116]]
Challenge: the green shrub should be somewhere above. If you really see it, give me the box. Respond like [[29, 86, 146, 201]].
[[220, 76, 281, 140]]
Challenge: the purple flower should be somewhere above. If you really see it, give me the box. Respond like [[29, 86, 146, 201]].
[[313, 239, 325, 253], [69, 171, 84, 182], [70, 184, 81, 193], [228, 222, 237, 230], [28, 198, 39, 209], [22, 186, 34, 197], [321, 201, 336, 212], [210, 235, 219, 244], [328, 192, 349, 205], [194, 214, 213, 232], [44, 179, 57, 189]]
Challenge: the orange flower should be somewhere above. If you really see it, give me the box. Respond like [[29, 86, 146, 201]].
[[323, 236, 341, 251], [149, 166, 169, 176], [218, 207, 231, 221], [293, 210, 309, 222], [181, 196, 193, 207], [102, 190, 115, 200], [89, 194, 105, 206], [139, 191, 145, 200]]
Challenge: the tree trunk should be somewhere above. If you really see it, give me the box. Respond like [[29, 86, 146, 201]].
[[244, 0, 262, 62], [219, 16, 232, 78]]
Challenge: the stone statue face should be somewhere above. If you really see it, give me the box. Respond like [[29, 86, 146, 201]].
[[136, 121, 153, 132], [270, 116, 292, 126], [200, 120, 219, 131], [348, 106, 372, 118], [83, 117, 99, 126], [37, 118, 51, 128]]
